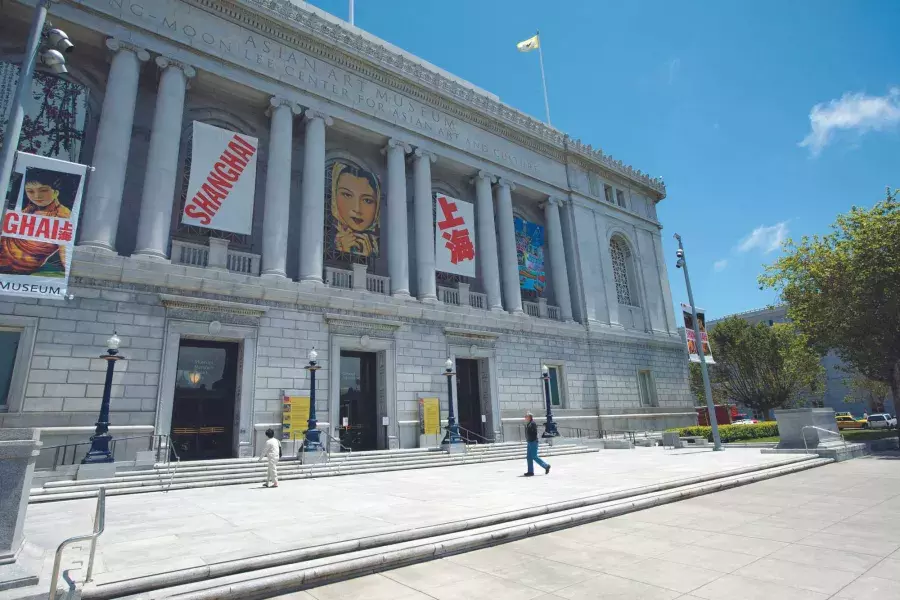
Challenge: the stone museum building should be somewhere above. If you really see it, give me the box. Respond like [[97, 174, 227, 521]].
[[0, 0, 693, 460]]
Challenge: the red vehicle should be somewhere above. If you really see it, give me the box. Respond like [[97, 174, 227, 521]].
[[696, 404, 741, 426]]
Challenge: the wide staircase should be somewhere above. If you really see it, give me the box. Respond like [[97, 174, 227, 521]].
[[29, 441, 596, 503]]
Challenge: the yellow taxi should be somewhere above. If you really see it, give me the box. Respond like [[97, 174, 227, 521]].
[[835, 414, 867, 430]]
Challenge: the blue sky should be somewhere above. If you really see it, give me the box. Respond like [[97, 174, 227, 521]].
[[304, 0, 900, 319]]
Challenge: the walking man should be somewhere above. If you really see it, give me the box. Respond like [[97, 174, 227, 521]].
[[524, 412, 550, 477], [259, 428, 281, 488]]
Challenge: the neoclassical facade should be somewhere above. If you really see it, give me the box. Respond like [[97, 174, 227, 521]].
[[0, 0, 694, 459]]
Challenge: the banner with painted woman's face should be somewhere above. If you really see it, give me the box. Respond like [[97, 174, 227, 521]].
[[0, 152, 86, 299], [326, 159, 382, 258]]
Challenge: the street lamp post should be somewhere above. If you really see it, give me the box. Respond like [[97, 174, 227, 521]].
[[82, 333, 124, 464], [540, 364, 560, 438], [303, 348, 324, 451], [441, 358, 462, 446], [674, 233, 723, 451], [0, 0, 75, 209]]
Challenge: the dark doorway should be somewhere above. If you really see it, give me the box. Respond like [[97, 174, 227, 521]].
[[338, 351, 378, 451], [456, 358, 483, 440], [170, 340, 239, 461]]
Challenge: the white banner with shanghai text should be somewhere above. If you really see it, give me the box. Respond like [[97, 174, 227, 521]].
[[434, 194, 476, 278]]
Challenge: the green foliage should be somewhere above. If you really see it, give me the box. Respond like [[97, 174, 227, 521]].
[[760, 188, 900, 436], [688, 362, 728, 406], [705, 317, 825, 414], [844, 372, 892, 414], [667, 422, 779, 443]]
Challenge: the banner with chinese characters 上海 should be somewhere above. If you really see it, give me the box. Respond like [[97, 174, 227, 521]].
[[181, 121, 258, 234], [0, 152, 87, 299], [434, 194, 476, 277], [682, 303, 716, 364], [281, 395, 311, 441], [514, 216, 545, 292]]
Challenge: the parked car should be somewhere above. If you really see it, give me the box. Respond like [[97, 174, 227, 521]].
[[836, 415, 868, 430], [866, 413, 897, 429], [835, 411, 853, 419]]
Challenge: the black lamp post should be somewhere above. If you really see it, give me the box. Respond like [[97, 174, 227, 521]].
[[442, 357, 463, 446], [541, 364, 559, 438], [82, 333, 124, 464], [303, 347, 324, 451]]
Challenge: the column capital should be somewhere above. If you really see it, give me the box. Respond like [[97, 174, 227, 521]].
[[472, 170, 496, 185], [383, 138, 412, 155], [267, 96, 302, 117], [303, 109, 333, 126], [105, 38, 150, 61], [496, 177, 516, 192], [544, 196, 566, 208], [413, 147, 437, 163], [155, 56, 196, 78]]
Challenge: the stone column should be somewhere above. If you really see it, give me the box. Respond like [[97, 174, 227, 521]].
[[78, 39, 149, 252], [544, 197, 574, 322], [0, 428, 41, 587], [134, 57, 195, 259], [298, 110, 332, 283], [261, 97, 301, 278], [473, 171, 503, 312], [413, 148, 437, 302], [494, 178, 523, 314], [383, 138, 412, 297]]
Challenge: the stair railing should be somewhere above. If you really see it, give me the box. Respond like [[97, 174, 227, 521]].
[[49, 488, 106, 600]]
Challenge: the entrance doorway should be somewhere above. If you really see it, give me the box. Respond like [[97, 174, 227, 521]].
[[456, 358, 483, 440], [170, 340, 239, 461], [338, 351, 378, 451]]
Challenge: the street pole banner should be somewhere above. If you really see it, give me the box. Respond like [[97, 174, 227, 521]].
[[434, 193, 476, 277], [681, 303, 715, 364], [0, 152, 86, 299], [181, 121, 258, 234]]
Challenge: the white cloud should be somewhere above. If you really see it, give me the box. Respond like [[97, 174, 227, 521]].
[[737, 222, 789, 254], [799, 87, 900, 156], [713, 259, 728, 272], [667, 58, 680, 84]]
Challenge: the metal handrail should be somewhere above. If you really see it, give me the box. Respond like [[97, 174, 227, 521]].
[[456, 425, 495, 444], [43, 434, 173, 471], [48, 488, 106, 600], [801, 425, 846, 455]]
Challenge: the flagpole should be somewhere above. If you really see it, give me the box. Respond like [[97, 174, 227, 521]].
[[535, 30, 551, 126], [349, 0, 355, 25]]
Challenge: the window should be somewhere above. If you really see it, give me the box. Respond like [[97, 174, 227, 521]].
[[588, 174, 600, 197], [0, 330, 21, 408], [547, 365, 563, 407], [615, 189, 627, 208], [603, 184, 614, 204], [638, 370, 657, 407], [609, 237, 634, 306]]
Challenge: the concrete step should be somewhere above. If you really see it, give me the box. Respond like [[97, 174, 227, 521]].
[[76, 455, 832, 600], [29, 445, 596, 502]]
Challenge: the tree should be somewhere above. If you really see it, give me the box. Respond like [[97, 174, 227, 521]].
[[688, 362, 728, 406], [705, 317, 824, 415], [761, 188, 900, 439], [844, 372, 891, 414]]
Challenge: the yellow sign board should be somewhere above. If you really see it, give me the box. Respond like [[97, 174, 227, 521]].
[[419, 397, 441, 435], [282, 395, 310, 441]]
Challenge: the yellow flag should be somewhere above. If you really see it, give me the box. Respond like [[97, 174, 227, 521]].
[[517, 34, 540, 52]]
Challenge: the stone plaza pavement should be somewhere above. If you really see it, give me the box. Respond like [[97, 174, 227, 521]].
[[275, 453, 900, 600], [21, 447, 801, 589]]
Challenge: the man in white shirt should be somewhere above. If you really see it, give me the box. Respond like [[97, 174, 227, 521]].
[[259, 427, 281, 488]]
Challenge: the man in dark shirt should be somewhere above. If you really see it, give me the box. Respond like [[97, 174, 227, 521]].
[[524, 412, 550, 477]]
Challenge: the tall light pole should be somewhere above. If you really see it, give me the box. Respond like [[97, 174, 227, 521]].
[[441, 358, 462, 446], [303, 348, 323, 451], [540, 365, 559, 438], [674, 233, 722, 451], [0, 0, 75, 211], [82, 333, 124, 463]]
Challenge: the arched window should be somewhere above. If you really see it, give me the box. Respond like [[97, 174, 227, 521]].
[[609, 236, 636, 307]]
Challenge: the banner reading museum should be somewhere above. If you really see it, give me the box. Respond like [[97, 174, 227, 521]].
[[0, 152, 86, 299]]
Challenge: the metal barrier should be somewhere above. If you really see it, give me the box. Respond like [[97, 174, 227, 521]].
[[48, 488, 106, 600], [43, 434, 173, 471], [456, 425, 495, 444], [801, 425, 846, 455]]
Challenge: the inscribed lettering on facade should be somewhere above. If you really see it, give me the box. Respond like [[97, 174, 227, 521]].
[[514, 217, 546, 292], [326, 160, 381, 258], [682, 303, 716, 364], [0, 152, 85, 299], [434, 194, 476, 277], [282, 395, 311, 441], [181, 121, 258, 234]]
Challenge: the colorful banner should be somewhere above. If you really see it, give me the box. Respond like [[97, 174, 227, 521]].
[[418, 397, 441, 435], [0, 152, 86, 299], [281, 395, 311, 441], [514, 216, 546, 292], [434, 194, 476, 277], [181, 121, 258, 234], [682, 303, 716, 364], [327, 160, 381, 257]]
